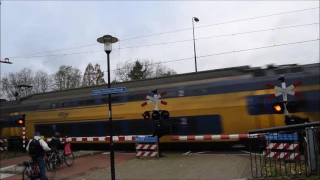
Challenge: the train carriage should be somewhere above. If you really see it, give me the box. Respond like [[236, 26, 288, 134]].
[[0, 63, 319, 150]]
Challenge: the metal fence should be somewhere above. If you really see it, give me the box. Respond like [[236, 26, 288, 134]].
[[248, 122, 320, 179]]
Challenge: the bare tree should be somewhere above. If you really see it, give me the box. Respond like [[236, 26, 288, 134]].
[[82, 63, 95, 87], [82, 63, 106, 87], [0, 68, 35, 100], [94, 63, 106, 85], [115, 61, 133, 82], [53, 65, 82, 91], [114, 59, 177, 82], [33, 70, 52, 93]]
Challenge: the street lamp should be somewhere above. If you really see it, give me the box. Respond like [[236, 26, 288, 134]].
[[0, 58, 12, 64], [97, 35, 118, 180], [192, 17, 199, 72]]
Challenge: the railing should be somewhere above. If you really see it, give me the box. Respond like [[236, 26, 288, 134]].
[[248, 122, 320, 179]]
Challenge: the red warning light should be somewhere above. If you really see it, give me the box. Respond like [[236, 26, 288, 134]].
[[18, 119, 23, 125], [274, 105, 282, 112]]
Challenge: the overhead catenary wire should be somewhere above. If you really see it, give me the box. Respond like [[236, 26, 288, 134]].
[[12, 38, 319, 78], [103, 38, 319, 73], [8, 22, 319, 59], [5, 6, 319, 59]]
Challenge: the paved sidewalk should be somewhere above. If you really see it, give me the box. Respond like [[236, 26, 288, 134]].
[[70, 153, 251, 180]]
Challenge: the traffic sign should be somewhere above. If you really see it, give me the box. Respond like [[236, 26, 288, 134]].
[[135, 136, 158, 143], [265, 133, 298, 141], [92, 87, 126, 95]]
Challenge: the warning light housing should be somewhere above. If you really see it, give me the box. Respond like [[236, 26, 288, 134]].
[[152, 110, 160, 120], [160, 110, 170, 120], [17, 114, 25, 126], [142, 111, 150, 120]]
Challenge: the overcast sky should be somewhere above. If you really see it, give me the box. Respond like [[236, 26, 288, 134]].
[[1, 1, 319, 81]]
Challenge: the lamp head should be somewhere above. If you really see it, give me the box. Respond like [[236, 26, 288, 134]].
[[97, 35, 118, 53]]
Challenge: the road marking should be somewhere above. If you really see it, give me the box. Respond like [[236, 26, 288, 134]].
[[0, 173, 16, 179], [182, 151, 191, 155], [196, 151, 210, 154], [0, 165, 15, 171], [102, 151, 134, 155]]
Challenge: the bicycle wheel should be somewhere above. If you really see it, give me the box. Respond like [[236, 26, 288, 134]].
[[22, 166, 32, 180], [46, 160, 57, 180], [64, 153, 74, 166]]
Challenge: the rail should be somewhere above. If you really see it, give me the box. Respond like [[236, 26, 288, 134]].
[[248, 122, 320, 179]]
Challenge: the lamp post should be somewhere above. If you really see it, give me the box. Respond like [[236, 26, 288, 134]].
[[97, 35, 118, 180], [192, 17, 199, 72]]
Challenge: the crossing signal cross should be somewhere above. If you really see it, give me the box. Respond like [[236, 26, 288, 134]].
[[266, 76, 303, 115]]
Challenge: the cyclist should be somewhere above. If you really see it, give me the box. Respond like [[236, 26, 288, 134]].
[[49, 132, 65, 164], [26, 132, 51, 180]]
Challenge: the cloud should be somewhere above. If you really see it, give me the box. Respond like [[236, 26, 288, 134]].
[[1, 1, 319, 81]]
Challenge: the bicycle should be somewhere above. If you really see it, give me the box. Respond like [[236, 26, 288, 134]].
[[47, 142, 74, 170], [22, 153, 57, 180]]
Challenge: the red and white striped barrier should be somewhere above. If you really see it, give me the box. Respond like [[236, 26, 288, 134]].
[[265, 151, 300, 160], [135, 144, 158, 150], [171, 134, 263, 141], [0, 138, 7, 151], [266, 143, 299, 151], [38, 135, 147, 143], [136, 151, 158, 157]]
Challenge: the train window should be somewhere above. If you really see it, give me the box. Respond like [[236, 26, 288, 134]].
[[184, 87, 210, 96], [78, 100, 86, 106], [77, 122, 96, 137], [55, 123, 73, 137], [101, 121, 122, 136], [161, 90, 178, 98], [85, 99, 95, 105], [39, 103, 50, 109], [127, 93, 144, 102], [112, 96, 121, 103], [178, 90, 184, 97], [187, 118, 197, 134], [101, 96, 121, 103], [51, 103, 56, 108], [35, 124, 54, 137], [62, 102, 72, 107], [127, 120, 152, 135], [101, 97, 109, 103]]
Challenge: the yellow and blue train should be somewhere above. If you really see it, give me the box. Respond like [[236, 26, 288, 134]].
[[0, 63, 319, 149]]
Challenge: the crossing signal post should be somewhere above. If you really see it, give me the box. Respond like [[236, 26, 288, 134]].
[[141, 89, 170, 158], [266, 75, 308, 125]]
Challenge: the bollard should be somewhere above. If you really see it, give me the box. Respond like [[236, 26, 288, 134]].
[[305, 127, 319, 173]]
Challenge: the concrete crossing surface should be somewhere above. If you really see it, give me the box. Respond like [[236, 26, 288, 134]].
[[1, 151, 252, 180]]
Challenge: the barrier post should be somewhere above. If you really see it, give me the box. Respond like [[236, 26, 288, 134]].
[[22, 126, 26, 151], [305, 127, 319, 173], [135, 136, 159, 160]]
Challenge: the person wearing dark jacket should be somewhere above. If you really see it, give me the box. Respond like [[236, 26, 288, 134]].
[[50, 132, 64, 164]]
